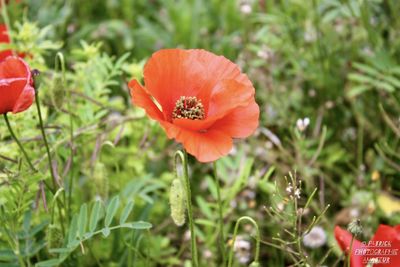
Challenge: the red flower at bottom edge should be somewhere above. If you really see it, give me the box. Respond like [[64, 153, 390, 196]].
[[334, 224, 400, 267], [0, 56, 35, 114]]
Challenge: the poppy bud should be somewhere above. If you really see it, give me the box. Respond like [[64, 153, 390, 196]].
[[347, 219, 363, 236], [91, 162, 109, 200], [170, 178, 186, 226], [50, 74, 65, 110], [248, 262, 260, 267], [46, 224, 63, 252]]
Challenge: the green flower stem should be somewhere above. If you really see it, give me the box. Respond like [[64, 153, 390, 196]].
[[213, 161, 226, 264], [34, 84, 66, 235], [175, 150, 199, 267], [347, 235, 355, 267], [34, 88, 57, 191], [55, 52, 73, 222], [3, 227, 26, 267], [3, 113, 37, 172], [4, 114, 57, 196], [227, 216, 261, 267]]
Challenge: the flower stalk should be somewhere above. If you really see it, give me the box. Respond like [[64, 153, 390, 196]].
[[175, 150, 199, 267], [33, 73, 66, 234], [227, 216, 260, 267], [34, 79, 58, 191], [3, 113, 37, 172], [213, 161, 227, 264]]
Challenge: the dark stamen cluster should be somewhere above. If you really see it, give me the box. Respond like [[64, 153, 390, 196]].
[[172, 96, 205, 120]]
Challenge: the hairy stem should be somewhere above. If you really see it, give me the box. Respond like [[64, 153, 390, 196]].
[[175, 150, 199, 267], [3, 114, 37, 172], [213, 161, 226, 264], [34, 83, 66, 234]]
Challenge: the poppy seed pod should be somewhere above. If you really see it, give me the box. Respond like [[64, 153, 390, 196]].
[[129, 49, 259, 162], [91, 162, 109, 200]]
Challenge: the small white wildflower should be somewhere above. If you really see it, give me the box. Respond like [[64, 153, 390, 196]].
[[277, 202, 284, 211], [304, 30, 316, 43], [294, 188, 301, 199], [233, 236, 251, 264], [334, 22, 345, 33], [296, 117, 310, 132], [302, 226, 327, 248], [257, 45, 273, 60], [286, 183, 293, 193], [203, 249, 213, 259], [349, 208, 360, 218], [362, 46, 374, 57], [265, 141, 273, 149], [240, 4, 252, 14], [183, 230, 191, 241], [325, 101, 334, 109]]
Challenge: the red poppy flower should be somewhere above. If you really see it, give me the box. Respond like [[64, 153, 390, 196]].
[[129, 49, 259, 162], [334, 224, 400, 267], [0, 56, 35, 114], [0, 24, 13, 61]]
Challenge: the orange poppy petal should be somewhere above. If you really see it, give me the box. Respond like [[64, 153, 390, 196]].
[[211, 100, 259, 138], [128, 79, 164, 122], [159, 121, 233, 162], [207, 79, 254, 117], [177, 129, 233, 162], [143, 49, 204, 120], [143, 49, 254, 120], [172, 79, 255, 132]]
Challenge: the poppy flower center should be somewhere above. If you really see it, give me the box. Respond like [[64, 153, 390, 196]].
[[172, 96, 205, 120]]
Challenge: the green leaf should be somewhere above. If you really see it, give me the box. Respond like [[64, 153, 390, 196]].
[[35, 259, 62, 267], [353, 62, 381, 77], [105, 196, 120, 227], [128, 221, 152, 230], [101, 227, 110, 237], [348, 73, 375, 84], [196, 196, 213, 219], [120, 201, 134, 224], [48, 248, 71, 254], [68, 215, 78, 244], [78, 203, 88, 238], [89, 201, 102, 232], [347, 85, 370, 98]]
